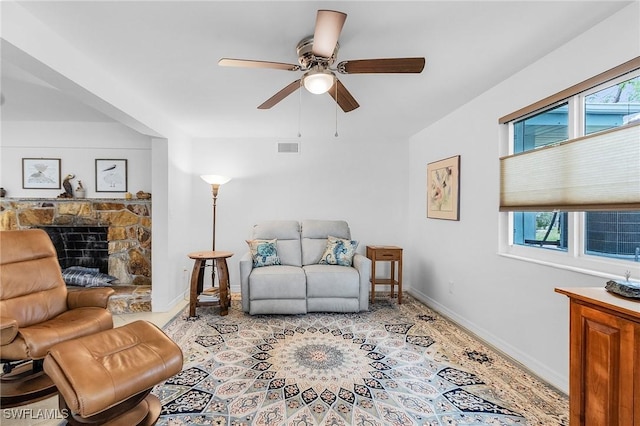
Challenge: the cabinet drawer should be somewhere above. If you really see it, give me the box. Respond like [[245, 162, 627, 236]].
[[374, 249, 402, 260]]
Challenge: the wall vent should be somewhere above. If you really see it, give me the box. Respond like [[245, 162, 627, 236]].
[[277, 142, 300, 153]]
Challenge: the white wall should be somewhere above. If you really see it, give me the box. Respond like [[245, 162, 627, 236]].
[[0, 121, 152, 198], [188, 135, 410, 289], [150, 135, 195, 311], [407, 3, 639, 393]]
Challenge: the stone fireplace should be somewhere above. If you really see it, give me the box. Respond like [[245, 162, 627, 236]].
[[0, 198, 152, 312]]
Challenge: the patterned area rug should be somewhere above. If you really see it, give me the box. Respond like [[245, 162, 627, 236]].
[[154, 295, 568, 425]]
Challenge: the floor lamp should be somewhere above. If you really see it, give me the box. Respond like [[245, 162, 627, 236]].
[[201, 174, 231, 285]]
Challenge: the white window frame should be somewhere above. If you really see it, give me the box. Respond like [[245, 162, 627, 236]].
[[498, 71, 640, 282]]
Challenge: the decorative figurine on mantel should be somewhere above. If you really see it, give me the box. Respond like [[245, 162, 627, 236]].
[[58, 174, 75, 198], [75, 180, 86, 199], [136, 190, 151, 200]]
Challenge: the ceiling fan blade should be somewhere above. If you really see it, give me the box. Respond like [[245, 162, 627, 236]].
[[327, 79, 359, 113], [337, 57, 426, 74], [312, 10, 347, 58], [258, 80, 301, 109], [219, 58, 299, 71]]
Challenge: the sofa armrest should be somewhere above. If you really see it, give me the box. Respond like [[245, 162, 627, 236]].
[[67, 287, 115, 310], [352, 253, 371, 278], [352, 253, 372, 311], [239, 252, 254, 313], [0, 316, 18, 345]]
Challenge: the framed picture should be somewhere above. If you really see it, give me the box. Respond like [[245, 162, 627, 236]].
[[95, 159, 128, 192], [427, 155, 460, 220], [22, 158, 61, 189]]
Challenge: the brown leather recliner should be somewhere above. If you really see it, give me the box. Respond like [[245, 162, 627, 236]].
[[0, 229, 114, 407]]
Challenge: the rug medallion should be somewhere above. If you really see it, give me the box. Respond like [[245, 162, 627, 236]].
[[154, 295, 568, 425]]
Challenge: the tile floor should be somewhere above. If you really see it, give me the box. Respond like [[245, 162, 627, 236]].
[[1, 299, 188, 426]]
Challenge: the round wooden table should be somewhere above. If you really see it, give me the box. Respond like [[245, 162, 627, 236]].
[[187, 250, 233, 317]]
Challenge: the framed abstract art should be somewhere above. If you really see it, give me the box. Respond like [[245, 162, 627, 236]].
[[427, 155, 460, 221]]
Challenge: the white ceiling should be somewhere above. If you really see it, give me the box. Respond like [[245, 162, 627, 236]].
[[0, 1, 631, 139]]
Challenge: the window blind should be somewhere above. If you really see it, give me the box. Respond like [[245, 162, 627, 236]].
[[500, 123, 640, 212]]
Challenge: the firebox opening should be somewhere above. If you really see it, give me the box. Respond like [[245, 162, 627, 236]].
[[41, 226, 109, 274]]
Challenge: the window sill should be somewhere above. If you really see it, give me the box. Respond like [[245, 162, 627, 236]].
[[498, 248, 638, 282]]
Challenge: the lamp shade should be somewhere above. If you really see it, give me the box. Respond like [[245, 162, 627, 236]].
[[303, 69, 335, 94], [200, 175, 231, 185]]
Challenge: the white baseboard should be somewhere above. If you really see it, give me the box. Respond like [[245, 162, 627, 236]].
[[153, 289, 189, 313], [408, 288, 568, 394]]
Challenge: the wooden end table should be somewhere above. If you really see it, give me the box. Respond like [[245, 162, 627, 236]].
[[366, 245, 403, 304], [188, 250, 233, 317]]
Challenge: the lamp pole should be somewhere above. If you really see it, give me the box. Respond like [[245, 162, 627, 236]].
[[201, 175, 231, 287], [210, 184, 220, 286], [211, 183, 220, 252]]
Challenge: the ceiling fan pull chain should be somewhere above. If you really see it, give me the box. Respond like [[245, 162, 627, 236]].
[[298, 80, 303, 137], [334, 77, 339, 137]]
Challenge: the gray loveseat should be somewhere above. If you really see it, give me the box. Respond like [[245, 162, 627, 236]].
[[239, 220, 371, 315]]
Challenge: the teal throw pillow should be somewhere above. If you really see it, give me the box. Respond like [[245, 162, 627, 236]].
[[247, 239, 281, 267], [319, 236, 359, 266]]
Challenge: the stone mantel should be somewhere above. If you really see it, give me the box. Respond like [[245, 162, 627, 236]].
[[0, 197, 151, 204], [0, 197, 152, 287]]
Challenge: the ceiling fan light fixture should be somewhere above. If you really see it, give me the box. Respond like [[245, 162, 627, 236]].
[[303, 68, 335, 94]]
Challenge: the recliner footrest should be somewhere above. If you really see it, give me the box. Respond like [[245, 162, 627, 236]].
[[44, 320, 183, 424]]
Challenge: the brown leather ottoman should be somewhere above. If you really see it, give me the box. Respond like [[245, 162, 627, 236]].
[[43, 320, 183, 426]]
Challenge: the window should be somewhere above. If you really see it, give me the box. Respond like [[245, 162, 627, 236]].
[[500, 68, 640, 279], [585, 75, 640, 134], [583, 75, 640, 262], [512, 104, 569, 251]]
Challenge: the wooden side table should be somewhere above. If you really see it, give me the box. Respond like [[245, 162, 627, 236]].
[[366, 245, 403, 304], [188, 250, 233, 317]]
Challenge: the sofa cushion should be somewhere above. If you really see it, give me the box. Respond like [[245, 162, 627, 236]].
[[301, 220, 351, 265], [252, 221, 301, 267], [319, 236, 359, 266], [246, 239, 281, 267], [250, 299, 307, 315], [307, 298, 360, 313], [249, 265, 306, 299], [303, 264, 360, 298]]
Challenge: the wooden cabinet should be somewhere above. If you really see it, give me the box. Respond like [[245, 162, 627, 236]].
[[556, 287, 640, 425]]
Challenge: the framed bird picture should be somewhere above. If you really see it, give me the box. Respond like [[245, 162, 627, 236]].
[[22, 158, 61, 189], [95, 159, 128, 192]]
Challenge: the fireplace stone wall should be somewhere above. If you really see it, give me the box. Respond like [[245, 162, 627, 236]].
[[0, 199, 152, 286]]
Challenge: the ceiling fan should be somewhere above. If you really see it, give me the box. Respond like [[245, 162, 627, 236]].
[[219, 9, 425, 113]]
